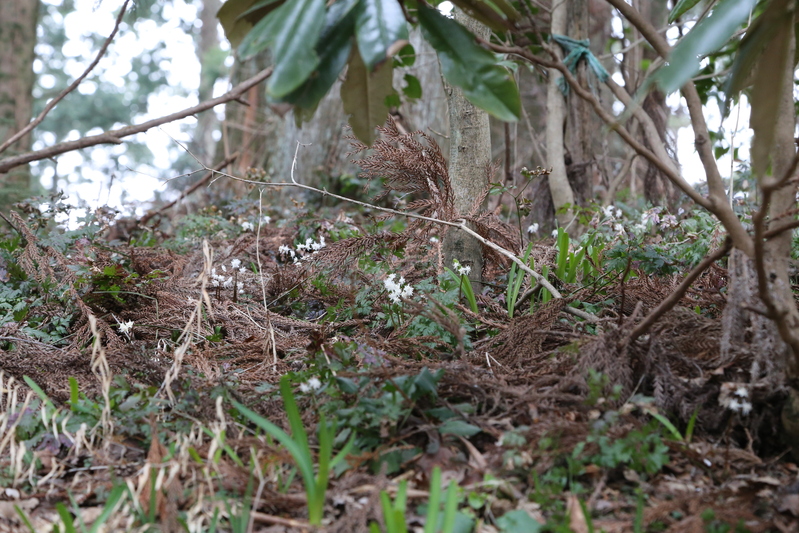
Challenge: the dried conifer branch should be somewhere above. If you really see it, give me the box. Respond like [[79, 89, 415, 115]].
[[0, 0, 132, 156], [188, 148, 600, 323]]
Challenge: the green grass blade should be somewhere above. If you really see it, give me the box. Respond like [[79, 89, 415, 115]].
[[424, 467, 442, 533], [440, 481, 458, 533]]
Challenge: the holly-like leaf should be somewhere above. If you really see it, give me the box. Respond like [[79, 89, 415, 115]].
[[654, 0, 757, 94], [239, 0, 326, 98], [418, 3, 520, 122], [354, 0, 409, 71], [341, 46, 395, 144], [668, 0, 703, 23], [278, 0, 358, 113], [217, 0, 284, 48]]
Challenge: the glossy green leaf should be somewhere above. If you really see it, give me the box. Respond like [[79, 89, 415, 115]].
[[355, 0, 409, 70], [418, 3, 520, 122], [278, 0, 357, 112], [341, 46, 394, 144], [449, 0, 519, 32], [402, 74, 422, 99], [394, 42, 416, 67], [654, 0, 757, 93], [218, 0, 284, 48], [668, 0, 703, 23], [239, 0, 326, 98]]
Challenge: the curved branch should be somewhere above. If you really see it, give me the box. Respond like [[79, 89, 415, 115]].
[[0, 0, 131, 155], [0, 68, 273, 174]]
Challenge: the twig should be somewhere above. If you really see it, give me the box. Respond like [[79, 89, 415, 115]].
[[195, 152, 601, 323], [138, 152, 239, 226], [0, 336, 66, 352], [628, 238, 732, 343], [0, 68, 273, 173], [0, 0, 132, 156]]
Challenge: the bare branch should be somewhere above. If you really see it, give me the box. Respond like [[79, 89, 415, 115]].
[[0, 0, 131, 155], [0, 68, 273, 174], [628, 238, 732, 343]]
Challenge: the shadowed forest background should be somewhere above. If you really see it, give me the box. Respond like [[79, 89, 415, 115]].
[[2, 0, 799, 531]]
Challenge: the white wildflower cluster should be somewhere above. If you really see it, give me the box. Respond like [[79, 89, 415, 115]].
[[299, 376, 322, 393], [659, 213, 678, 229], [384, 273, 414, 304], [118, 320, 134, 335], [452, 259, 471, 276], [718, 383, 752, 416], [211, 258, 247, 294], [527, 223, 539, 235], [240, 216, 270, 232], [241, 221, 254, 232], [278, 236, 327, 264], [603, 205, 623, 219]]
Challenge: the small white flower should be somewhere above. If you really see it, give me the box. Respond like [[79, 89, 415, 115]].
[[221, 264, 227, 273], [614, 223, 624, 234], [430, 236, 439, 243], [241, 221, 254, 231], [239, 267, 247, 274], [734, 387, 748, 398], [728, 399, 741, 412], [603, 205, 615, 219], [118, 320, 134, 334], [740, 401, 752, 416], [261, 216, 271, 224], [223, 277, 233, 289], [678, 207, 685, 215], [401, 285, 413, 298], [211, 267, 217, 276], [231, 259, 241, 269], [527, 223, 539, 234], [211, 278, 220, 287], [237, 282, 244, 290], [551, 229, 559, 239], [453, 260, 471, 276], [299, 382, 311, 393], [615, 208, 622, 218], [307, 377, 322, 390], [278, 245, 291, 254]]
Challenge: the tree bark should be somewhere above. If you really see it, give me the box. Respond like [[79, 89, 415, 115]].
[[0, 0, 38, 213], [442, 9, 492, 290], [546, 0, 576, 231], [190, 0, 223, 164]]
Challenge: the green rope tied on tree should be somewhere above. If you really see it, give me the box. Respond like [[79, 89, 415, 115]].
[[551, 34, 609, 95]]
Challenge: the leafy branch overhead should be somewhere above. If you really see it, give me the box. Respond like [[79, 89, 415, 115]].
[[217, 0, 522, 144]]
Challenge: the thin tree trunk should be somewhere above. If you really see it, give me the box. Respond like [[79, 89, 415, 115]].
[[0, 0, 39, 213], [546, 0, 576, 230], [442, 9, 492, 290], [190, 0, 223, 164]]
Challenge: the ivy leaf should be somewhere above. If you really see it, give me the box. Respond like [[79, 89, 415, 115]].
[[654, 0, 757, 94], [354, 0, 409, 71], [239, 0, 326, 98], [341, 45, 394, 144], [418, 3, 520, 121]]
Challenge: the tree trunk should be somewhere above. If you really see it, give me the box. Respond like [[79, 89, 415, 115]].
[[190, 0, 223, 165], [546, 0, 576, 231], [565, 0, 592, 208], [0, 0, 38, 213], [441, 9, 492, 290]]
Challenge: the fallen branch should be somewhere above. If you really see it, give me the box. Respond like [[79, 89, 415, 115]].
[[0, 69, 273, 173], [0, 0, 131, 156]]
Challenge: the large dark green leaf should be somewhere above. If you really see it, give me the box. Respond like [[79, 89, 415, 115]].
[[238, 0, 326, 98], [418, 3, 520, 122], [655, 0, 757, 93], [341, 46, 394, 144], [217, 0, 284, 48], [278, 0, 358, 113], [668, 0, 703, 23], [354, 0, 409, 71], [449, 0, 519, 32]]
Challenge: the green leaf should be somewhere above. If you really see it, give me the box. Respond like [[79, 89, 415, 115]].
[[394, 42, 416, 67], [418, 3, 520, 121], [654, 0, 758, 94], [668, 0, 703, 23], [496, 510, 545, 533], [341, 46, 394, 144], [439, 419, 481, 437], [278, 0, 357, 112], [354, 0, 409, 71], [402, 73, 422, 99], [239, 0, 326, 98], [449, 0, 519, 32], [217, 0, 285, 48]]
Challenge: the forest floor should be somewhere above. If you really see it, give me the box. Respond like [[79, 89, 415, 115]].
[[1, 200, 799, 533]]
